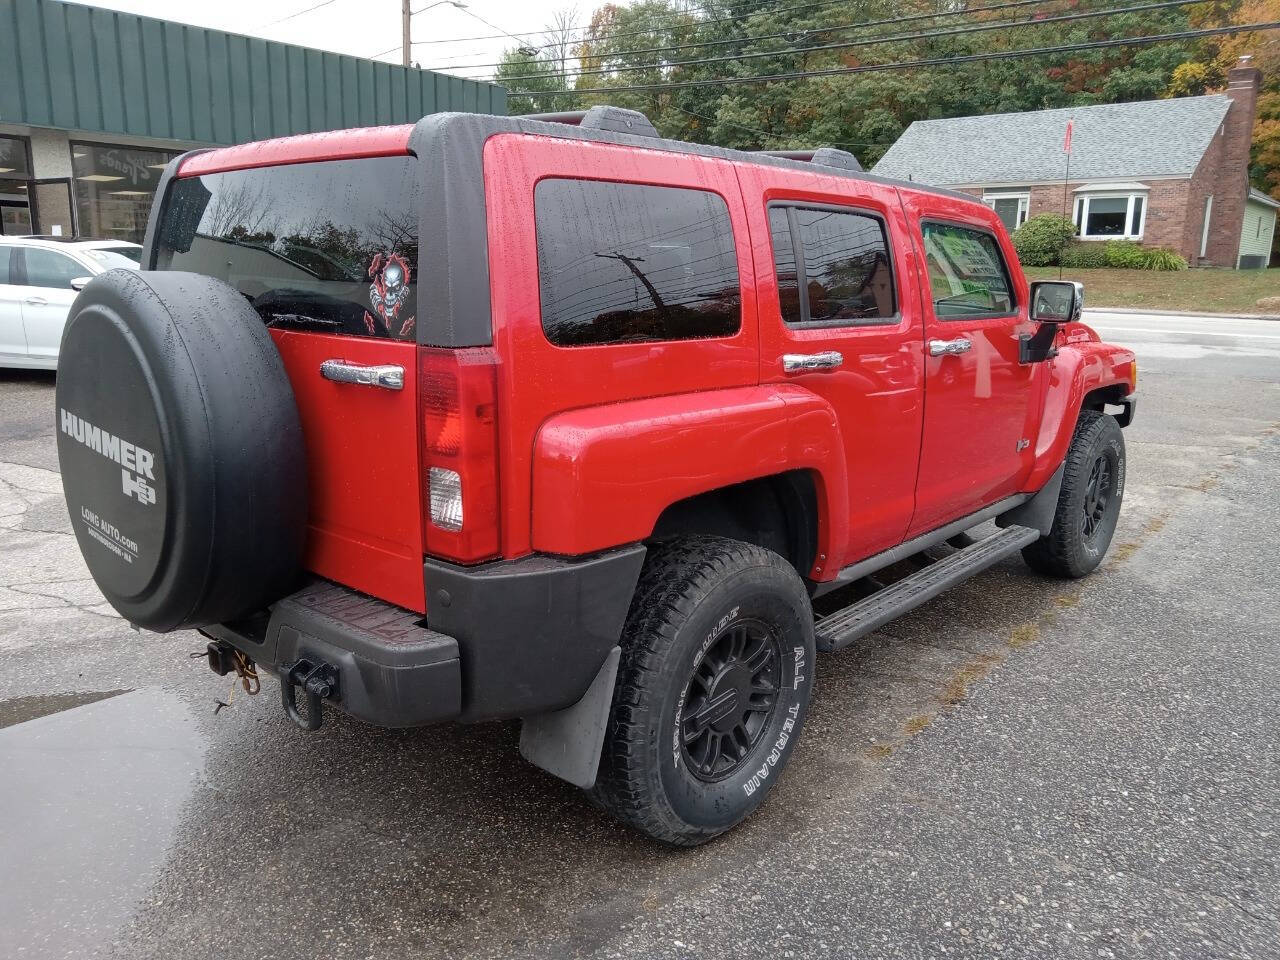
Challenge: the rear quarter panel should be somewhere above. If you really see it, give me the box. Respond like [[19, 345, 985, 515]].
[[482, 134, 763, 558]]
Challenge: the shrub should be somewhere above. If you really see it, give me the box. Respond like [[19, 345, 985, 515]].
[[1058, 240, 1188, 270], [1138, 247, 1189, 271], [1102, 240, 1148, 268], [1011, 214, 1077, 267], [1060, 241, 1108, 268]]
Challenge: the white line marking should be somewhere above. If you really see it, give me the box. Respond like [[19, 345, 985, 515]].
[[1088, 326, 1280, 342]]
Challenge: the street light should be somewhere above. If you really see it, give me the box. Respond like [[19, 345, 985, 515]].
[[403, 0, 467, 67]]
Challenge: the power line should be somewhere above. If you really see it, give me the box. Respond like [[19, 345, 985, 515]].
[[399, 0, 854, 50], [490, 0, 1197, 86], [451, 0, 1067, 76], [264, 0, 341, 26], [394, 0, 885, 65], [510, 21, 1280, 98]]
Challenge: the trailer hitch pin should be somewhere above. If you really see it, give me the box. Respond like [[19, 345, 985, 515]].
[[279, 658, 339, 731]]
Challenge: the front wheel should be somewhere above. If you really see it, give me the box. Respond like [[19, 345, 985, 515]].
[[592, 537, 816, 846], [1023, 409, 1126, 578]]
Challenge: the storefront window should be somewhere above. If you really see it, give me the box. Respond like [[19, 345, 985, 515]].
[[72, 142, 180, 244], [0, 136, 33, 237]]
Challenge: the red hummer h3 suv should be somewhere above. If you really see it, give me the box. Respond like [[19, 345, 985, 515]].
[[55, 106, 1136, 845]]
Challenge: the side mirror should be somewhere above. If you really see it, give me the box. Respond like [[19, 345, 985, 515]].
[[1029, 280, 1083, 324], [70, 277, 92, 291], [1022, 280, 1084, 363]]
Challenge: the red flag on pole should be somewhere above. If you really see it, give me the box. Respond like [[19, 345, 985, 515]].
[[1064, 119, 1074, 154]]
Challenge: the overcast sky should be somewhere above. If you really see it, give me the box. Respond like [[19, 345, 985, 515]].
[[84, 0, 576, 83]]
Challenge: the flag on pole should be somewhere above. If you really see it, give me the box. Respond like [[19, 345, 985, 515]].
[[1064, 119, 1074, 154]]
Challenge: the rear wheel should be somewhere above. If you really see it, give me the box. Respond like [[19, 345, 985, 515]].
[[1023, 410, 1126, 578], [592, 537, 815, 846]]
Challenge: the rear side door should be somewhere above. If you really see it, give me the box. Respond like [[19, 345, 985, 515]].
[[151, 154, 427, 611], [898, 193, 1042, 535], [0, 246, 27, 359], [15, 246, 83, 360], [738, 164, 926, 565]]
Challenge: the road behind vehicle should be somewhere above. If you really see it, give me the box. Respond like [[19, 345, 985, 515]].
[[51, 106, 1136, 845], [0, 236, 141, 369]]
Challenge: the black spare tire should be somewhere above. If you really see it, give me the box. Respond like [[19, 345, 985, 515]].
[[55, 270, 306, 632]]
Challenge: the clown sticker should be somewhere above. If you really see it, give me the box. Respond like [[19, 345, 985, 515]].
[[365, 252, 415, 338]]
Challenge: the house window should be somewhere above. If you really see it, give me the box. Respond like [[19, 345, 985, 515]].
[[984, 193, 1029, 233], [1074, 190, 1148, 240]]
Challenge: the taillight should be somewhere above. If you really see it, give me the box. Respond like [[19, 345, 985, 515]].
[[419, 346, 500, 563]]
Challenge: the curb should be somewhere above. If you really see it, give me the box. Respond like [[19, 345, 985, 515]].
[[1083, 307, 1280, 321]]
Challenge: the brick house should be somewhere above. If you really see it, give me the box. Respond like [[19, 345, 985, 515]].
[[872, 58, 1276, 268]]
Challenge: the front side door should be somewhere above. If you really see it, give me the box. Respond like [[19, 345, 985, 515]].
[[900, 194, 1042, 536], [0, 246, 28, 359], [740, 165, 926, 566], [15, 247, 83, 361]]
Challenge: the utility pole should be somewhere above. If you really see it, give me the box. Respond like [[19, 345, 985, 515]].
[[402, 0, 411, 66]]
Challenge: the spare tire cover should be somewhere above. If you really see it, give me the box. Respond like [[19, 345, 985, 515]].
[[55, 270, 306, 632]]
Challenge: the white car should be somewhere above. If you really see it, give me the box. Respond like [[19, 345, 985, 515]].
[[0, 236, 141, 370]]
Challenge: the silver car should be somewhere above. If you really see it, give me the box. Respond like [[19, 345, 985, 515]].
[[0, 236, 141, 370]]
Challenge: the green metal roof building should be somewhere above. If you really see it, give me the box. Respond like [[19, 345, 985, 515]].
[[0, 0, 507, 242]]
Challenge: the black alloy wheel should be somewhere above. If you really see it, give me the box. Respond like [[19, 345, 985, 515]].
[[1081, 453, 1114, 539], [680, 618, 781, 781]]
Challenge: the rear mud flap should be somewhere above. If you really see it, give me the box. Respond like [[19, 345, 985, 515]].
[[519, 645, 621, 789]]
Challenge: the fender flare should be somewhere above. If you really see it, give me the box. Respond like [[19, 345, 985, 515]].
[[1024, 339, 1135, 493], [530, 385, 851, 572]]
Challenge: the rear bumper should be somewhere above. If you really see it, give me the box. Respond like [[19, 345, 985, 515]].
[[202, 581, 462, 728], [202, 544, 646, 728]]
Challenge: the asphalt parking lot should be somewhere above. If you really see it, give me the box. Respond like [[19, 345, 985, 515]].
[[2, 310, 1278, 960]]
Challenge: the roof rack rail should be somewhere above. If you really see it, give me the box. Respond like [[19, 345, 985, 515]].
[[755, 148, 863, 172], [524, 105, 659, 139]]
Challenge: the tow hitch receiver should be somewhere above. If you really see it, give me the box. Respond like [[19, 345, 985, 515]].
[[279, 658, 340, 731], [205, 640, 237, 676]]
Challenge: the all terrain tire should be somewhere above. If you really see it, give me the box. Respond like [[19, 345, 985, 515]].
[[1022, 409, 1126, 579], [592, 537, 816, 846]]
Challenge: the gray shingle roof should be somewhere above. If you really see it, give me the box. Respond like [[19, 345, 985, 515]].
[[871, 95, 1231, 186]]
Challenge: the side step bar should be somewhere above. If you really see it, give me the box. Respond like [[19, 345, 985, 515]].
[[815, 525, 1041, 652]]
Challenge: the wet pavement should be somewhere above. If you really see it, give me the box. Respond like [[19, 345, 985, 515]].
[[0, 311, 1277, 959]]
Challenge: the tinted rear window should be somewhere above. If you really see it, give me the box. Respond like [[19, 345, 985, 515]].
[[535, 179, 741, 346], [153, 156, 419, 339]]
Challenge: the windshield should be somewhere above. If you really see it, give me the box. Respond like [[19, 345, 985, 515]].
[[152, 156, 420, 340], [83, 247, 141, 270]]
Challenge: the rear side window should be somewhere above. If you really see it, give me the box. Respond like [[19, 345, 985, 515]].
[[535, 179, 741, 346], [768, 205, 896, 325], [153, 156, 419, 340], [922, 221, 1015, 318], [0, 247, 10, 285]]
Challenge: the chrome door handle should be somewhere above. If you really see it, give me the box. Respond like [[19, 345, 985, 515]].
[[24, 296, 48, 305], [320, 359, 404, 391], [782, 351, 844, 373], [928, 338, 972, 357]]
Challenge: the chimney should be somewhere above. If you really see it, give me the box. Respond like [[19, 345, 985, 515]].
[[1205, 55, 1263, 265]]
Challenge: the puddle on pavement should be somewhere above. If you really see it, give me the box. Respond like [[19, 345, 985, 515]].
[[0, 687, 206, 960], [0, 689, 131, 729]]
